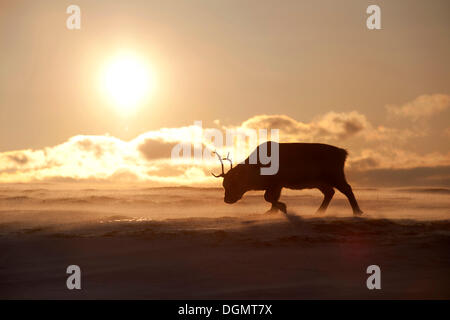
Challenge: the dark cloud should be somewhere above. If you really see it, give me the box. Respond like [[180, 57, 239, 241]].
[[138, 139, 179, 160], [242, 115, 303, 135], [241, 112, 367, 141], [77, 139, 104, 158], [241, 114, 306, 137], [316, 112, 367, 140], [138, 139, 212, 161], [348, 165, 450, 187], [349, 157, 380, 171], [7, 154, 29, 165], [341, 119, 365, 138], [386, 94, 450, 121]]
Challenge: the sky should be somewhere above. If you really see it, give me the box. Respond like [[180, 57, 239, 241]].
[[0, 0, 449, 186]]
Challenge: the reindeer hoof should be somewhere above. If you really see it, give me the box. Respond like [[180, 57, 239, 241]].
[[278, 203, 287, 214], [353, 210, 364, 216], [265, 206, 279, 214]]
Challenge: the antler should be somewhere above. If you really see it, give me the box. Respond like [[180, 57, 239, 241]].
[[211, 151, 225, 178], [223, 152, 233, 170]]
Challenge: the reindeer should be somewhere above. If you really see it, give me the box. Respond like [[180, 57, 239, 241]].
[[212, 142, 363, 215]]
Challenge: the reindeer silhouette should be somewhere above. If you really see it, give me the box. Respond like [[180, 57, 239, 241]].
[[212, 142, 363, 215]]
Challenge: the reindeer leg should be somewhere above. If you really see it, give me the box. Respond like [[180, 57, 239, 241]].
[[317, 186, 335, 214], [335, 182, 363, 216], [264, 189, 278, 213], [264, 186, 286, 214], [276, 202, 287, 214]]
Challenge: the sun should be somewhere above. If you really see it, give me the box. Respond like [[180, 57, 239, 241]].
[[101, 53, 156, 112]]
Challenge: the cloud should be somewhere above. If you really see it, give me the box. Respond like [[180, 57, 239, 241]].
[[362, 125, 422, 142], [241, 114, 308, 135], [348, 156, 380, 171], [138, 139, 179, 160], [1, 95, 449, 186], [314, 112, 368, 140], [240, 111, 368, 141], [348, 148, 450, 171], [7, 154, 29, 165], [76, 138, 106, 158], [348, 165, 450, 187], [0, 126, 216, 184], [386, 94, 450, 121]]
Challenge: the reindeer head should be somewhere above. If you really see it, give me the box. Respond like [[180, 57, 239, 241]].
[[211, 151, 247, 204]]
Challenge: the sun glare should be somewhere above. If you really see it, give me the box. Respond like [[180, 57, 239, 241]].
[[101, 53, 155, 112]]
